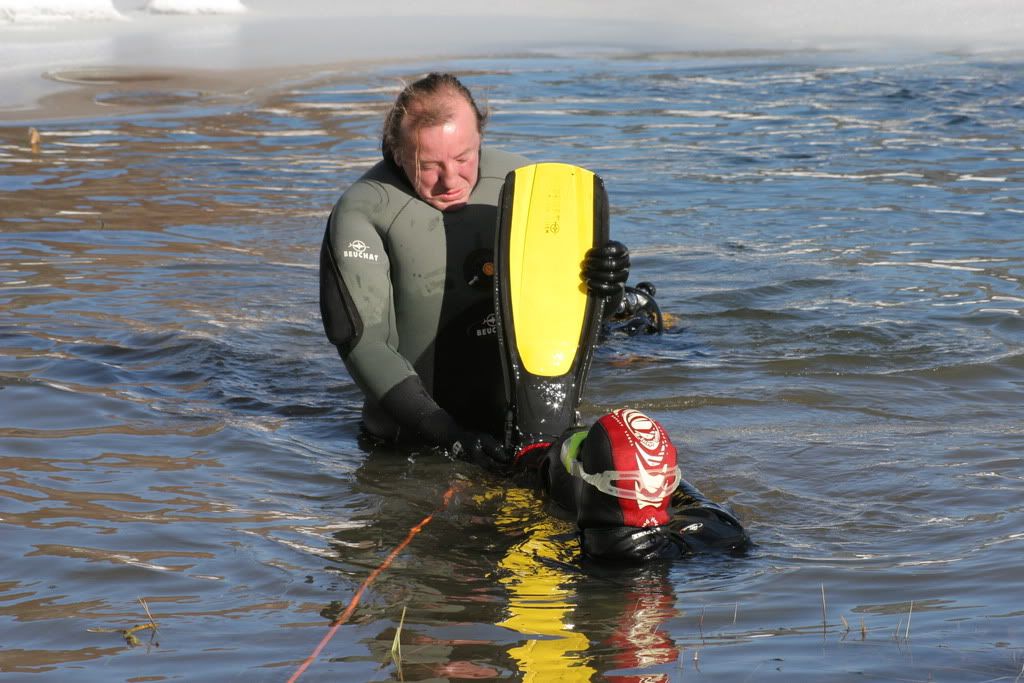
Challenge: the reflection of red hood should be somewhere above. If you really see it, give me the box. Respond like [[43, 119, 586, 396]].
[[605, 586, 678, 681]]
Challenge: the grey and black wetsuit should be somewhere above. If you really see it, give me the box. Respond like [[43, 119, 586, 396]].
[[320, 149, 529, 445]]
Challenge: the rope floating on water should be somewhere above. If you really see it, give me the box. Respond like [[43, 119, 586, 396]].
[[286, 483, 460, 683]]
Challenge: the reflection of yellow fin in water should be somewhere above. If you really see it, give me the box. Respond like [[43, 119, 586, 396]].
[[495, 163, 608, 449], [495, 487, 594, 682]]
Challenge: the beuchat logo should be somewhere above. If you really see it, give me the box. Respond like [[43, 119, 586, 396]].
[[473, 313, 498, 338], [343, 240, 380, 261]]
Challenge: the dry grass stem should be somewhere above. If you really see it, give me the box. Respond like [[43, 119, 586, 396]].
[[391, 606, 407, 667], [87, 599, 160, 648], [905, 601, 913, 640], [139, 598, 157, 629]]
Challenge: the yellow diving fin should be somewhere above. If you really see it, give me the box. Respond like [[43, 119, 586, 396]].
[[494, 162, 609, 450]]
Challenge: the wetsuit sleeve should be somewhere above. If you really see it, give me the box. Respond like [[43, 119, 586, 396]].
[[319, 216, 362, 353], [321, 193, 456, 445]]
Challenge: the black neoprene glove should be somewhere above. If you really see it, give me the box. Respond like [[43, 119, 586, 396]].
[[583, 240, 630, 314], [451, 431, 512, 473], [415, 407, 510, 472]]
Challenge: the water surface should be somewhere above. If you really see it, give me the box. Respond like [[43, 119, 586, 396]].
[[2, 48, 1023, 681]]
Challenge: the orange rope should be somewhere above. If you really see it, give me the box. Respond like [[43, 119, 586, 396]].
[[287, 483, 460, 683]]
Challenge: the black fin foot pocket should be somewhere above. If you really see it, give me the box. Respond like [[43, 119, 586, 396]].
[[580, 525, 688, 563], [670, 505, 751, 555]]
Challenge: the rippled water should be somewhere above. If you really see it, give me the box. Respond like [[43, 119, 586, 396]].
[[2, 49, 1023, 681]]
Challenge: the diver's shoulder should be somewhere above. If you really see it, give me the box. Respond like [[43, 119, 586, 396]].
[[480, 148, 531, 178], [345, 160, 410, 195], [334, 160, 415, 216]]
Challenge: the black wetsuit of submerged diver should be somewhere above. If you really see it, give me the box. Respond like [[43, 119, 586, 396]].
[[319, 149, 750, 563]]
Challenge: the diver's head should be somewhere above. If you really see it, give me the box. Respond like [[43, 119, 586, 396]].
[[380, 73, 487, 212], [569, 408, 680, 529]]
